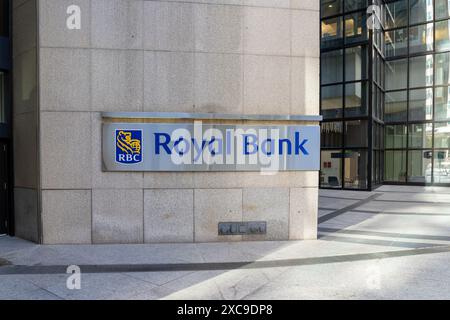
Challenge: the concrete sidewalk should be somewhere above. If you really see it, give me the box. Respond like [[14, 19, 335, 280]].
[[1, 185, 449, 300]]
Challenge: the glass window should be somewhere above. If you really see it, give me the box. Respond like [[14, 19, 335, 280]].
[[409, 55, 433, 88], [435, 86, 450, 120], [373, 124, 379, 149], [409, 123, 433, 148], [385, 91, 407, 122], [434, 150, 450, 183], [435, 19, 450, 52], [321, 121, 343, 147], [320, 150, 342, 188], [373, 150, 383, 184], [409, 88, 433, 121], [434, 122, 450, 148], [322, 17, 343, 48], [344, 150, 368, 189], [385, 28, 408, 57], [345, 12, 367, 44], [345, 82, 368, 117], [409, 23, 434, 54], [385, 124, 407, 149], [385, 150, 407, 182], [436, 0, 450, 20], [321, 85, 343, 119], [321, 50, 343, 85], [321, 0, 342, 18], [435, 52, 450, 85], [345, 120, 368, 147], [408, 150, 432, 183], [410, 0, 434, 25], [379, 90, 385, 120], [386, 59, 407, 90], [345, 0, 368, 12], [345, 46, 367, 81], [385, 0, 408, 29], [0, 73, 4, 124]]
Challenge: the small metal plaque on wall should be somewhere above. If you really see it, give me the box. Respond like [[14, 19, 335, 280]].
[[218, 222, 267, 236]]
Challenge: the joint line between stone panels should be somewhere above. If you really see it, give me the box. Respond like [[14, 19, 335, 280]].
[[142, 188, 144, 244], [41, 46, 308, 59], [288, 188, 291, 239], [289, 8, 293, 115], [149, 0, 319, 13], [193, 188, 196, 243], [193, 7, 196, 113], [91, 189, 93, 244]]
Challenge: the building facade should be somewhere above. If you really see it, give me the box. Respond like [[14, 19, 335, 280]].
[[320, 0, 450, 190], [1, 0, 321, 244]]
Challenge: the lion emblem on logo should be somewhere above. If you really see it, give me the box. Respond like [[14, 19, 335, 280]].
[[116, 130, 142, 164]]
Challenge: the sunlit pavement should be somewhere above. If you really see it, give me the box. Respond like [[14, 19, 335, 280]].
[[1, 185, 450, 300]]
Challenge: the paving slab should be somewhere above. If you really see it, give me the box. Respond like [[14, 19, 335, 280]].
[[0, 186, 449, 300]]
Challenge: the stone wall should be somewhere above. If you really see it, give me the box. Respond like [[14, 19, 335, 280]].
[[30, 0, 319, 244]]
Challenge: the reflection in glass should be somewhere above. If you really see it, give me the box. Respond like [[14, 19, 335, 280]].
[[385, 150, 407, 182], [322, 17, 343, 48], [435, 52, 450, 85], [345, 46, 367, 81], [385, 28, 408, 57], [436, 0, 450, 20], [385, 125, 407, 149], [345, 12, 367, 44], [434, 87, 450, 120], [409, 123, 433, 149], [345, 82, 367, 117], [321, 0, 342, 18], [321, 85, 343, 119], [345, 0, 367, 12], [345, 120, 368, 147], [373, 124, 382, 149], [386, 59, 407, 90], [385, 0, 408, 29], [434, 122, 450, 148], [409, 88, 433, 121], [321, 122, 343, 148], [373, 150, 383, 184], [320, 150, 342, 188], [409, 23, 434, 54], [435, 19, 450, 52], [434, 150, 450, 183], [409, 55, 434, 88], [344, 150, 368, 189], [321, 50, 343, 85], [410, 0, 434, 24], [408, 150, 432, 183], [385, 91, 407, 122]]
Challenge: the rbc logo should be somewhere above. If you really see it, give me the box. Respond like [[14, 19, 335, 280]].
[[116, 130, 142, 164]]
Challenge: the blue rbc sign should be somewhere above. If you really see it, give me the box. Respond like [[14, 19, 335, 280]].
[[103, 123, 320, 172], [115, 130, 142, 164]]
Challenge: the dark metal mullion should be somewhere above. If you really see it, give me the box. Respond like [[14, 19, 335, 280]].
[[367, 23, 374, 190], [342, 11, 346, 190], [322, 78, 370, 87], [431, 0, 436, 185], [405, 0, 411, 183], [6, 0, 12, 236]]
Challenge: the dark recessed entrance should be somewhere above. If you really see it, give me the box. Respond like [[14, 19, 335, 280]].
[[0, 0, 11, 235], [0, 140, 8, 234]]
